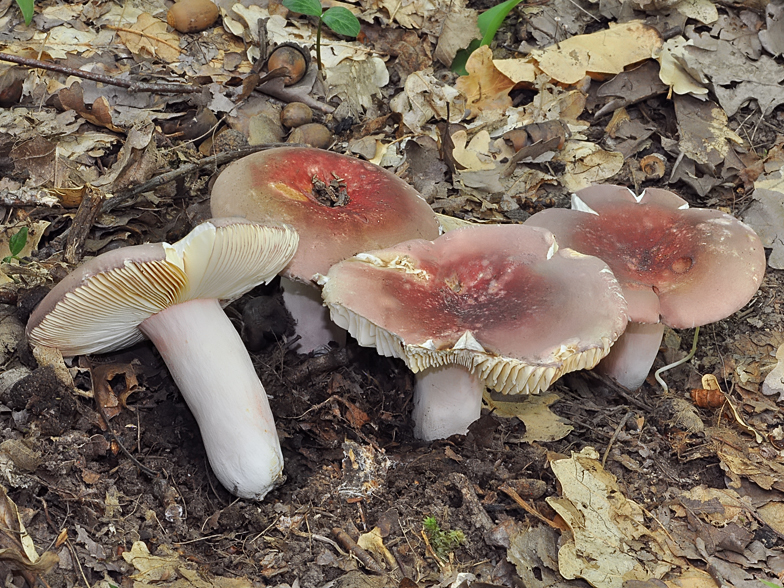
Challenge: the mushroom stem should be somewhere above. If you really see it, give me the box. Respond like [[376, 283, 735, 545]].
[[596, 322, 666, 390], [281, 276, 346, 353], [411, 365, 485, 441], [140, 297, 284, 500]]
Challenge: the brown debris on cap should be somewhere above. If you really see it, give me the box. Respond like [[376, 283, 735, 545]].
[[525, 184, 766, 328], [321, 225, 628, 396], [210, 147, 441, 282]]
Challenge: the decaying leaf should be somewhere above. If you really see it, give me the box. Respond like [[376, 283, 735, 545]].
[[556, 141, 624, 191], [741, 188, 784, 269], [762, 343, 784, 401], [115, 13, 182, 63], [123, 541, 253, 587], [679, 39, 784, 115], [455, 45, 515, 117], [390, 71, 464, 133], [89, 360, 139, 422], [530, 20, 663, 85], [674, 95, 744, 168], [655, 37, 709, 97], [547, 447, 684, 588], [483, 392, 573, 442], [0, 484, 58, 578], [59, 82, 123, 132]]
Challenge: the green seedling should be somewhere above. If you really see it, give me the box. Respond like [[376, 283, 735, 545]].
[[423, 516, 465, 559], [15, 0, 34, 25], [761, 581, 782, 588], [282, 0, 360, 71], [452, 0, 525, 75], [2, 227, 28, 264]]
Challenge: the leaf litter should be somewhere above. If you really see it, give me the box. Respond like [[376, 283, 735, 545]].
[[2, 0, 784, 586]]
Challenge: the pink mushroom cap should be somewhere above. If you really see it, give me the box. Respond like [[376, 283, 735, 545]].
[[210, 147, 441, 282], [321, 224, 629, 396], [524, 184, 766, 328]]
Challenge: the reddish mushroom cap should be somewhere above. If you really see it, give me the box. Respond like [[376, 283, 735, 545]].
[[210, 147, 441, 281], [321, 225, 628, 395], [525, 185, 766, 328]]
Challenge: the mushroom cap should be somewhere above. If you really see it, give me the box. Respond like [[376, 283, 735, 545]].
[[210, 147, 440, 281], [525, 185, 766, 328], [27, 219, 298, 356], [321, 225, 628, 395]]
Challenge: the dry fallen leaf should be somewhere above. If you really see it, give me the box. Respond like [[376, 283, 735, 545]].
[[674, 95, 744, 168], [455, 45, 515, 117], [530, 20, 663, 85], [115, 13, 182, 63]]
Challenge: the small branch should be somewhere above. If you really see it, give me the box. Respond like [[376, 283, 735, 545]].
[[0, 52, 199, 94], [331, 528, 384, 574], [101, 143, 303, 213]]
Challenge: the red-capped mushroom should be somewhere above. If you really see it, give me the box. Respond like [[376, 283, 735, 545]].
[[210, 147, 441, 353], [525, 185, 766, 389], [320, 225, 628, 440], [27, 219, 299, 499]]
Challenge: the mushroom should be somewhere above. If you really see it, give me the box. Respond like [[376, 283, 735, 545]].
[[525, 184, 766, 389], [26, 219, 299, 499], [210, 147, 440, 353], [320, 225, 628, 440]]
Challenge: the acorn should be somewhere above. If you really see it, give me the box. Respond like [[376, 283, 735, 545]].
[[167, 0, 219, 33], [280, 102, 313, 128], [266, 43, 310, 86], [288, 123, 332, 149]]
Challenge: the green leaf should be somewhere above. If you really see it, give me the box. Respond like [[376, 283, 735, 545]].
[[282, 0, 322, 17], [477, 0, 523, 45], [761, 581, 782, 588], [14, 0, 34, 25], [322, 6, 360, 37], [451, 38, 481, 75], [8, 227, 28, 258]]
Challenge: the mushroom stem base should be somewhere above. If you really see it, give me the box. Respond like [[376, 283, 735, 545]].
[[140, 298, 284, 500], [281, 276, 346, 354], [412, 365, 485, 441], [596, 322, 665, 390]]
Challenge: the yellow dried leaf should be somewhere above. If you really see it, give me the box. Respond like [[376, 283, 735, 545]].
[[116, 13, 181, 63], [456, 45, 514, 117], [530, 20, 663, 85]]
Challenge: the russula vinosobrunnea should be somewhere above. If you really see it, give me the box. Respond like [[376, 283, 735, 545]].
[[27, 219, 299, 499], [320, 224, 628, 440], [525, 184, 766, 389], [210, 147, 440, 353]]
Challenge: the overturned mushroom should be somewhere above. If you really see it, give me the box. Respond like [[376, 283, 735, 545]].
[[525, 185, 766, 389], [26, 219, 299, 499], [210, 147, 440, 353], [320, 225, 628, 440]]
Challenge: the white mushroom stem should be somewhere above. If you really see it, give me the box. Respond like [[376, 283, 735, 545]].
[[596, 322, 666, 390], [281, 276, 346, 354], [411, 365, 485, 441], [140, 297, 284, 500]]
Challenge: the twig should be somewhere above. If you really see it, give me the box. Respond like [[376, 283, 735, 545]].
[[655, 326, 700, 393], [94, 399, 159, 478], [64, 186, 104, 264], [0, 52, 199, 94], [101, 143, 302, 213], [498, 484, 560, 530], [601, 410, 633, 467], [331, 527, 384, 574]]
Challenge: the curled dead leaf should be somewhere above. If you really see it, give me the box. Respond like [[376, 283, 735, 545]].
[[640, 153, 667, 180]]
